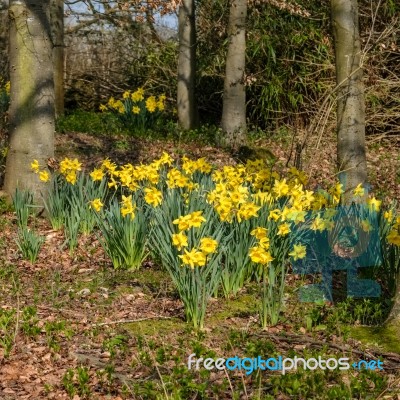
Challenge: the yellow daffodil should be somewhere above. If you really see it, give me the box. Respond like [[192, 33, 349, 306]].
[[158, 152, 173, 166], [90, 198, 104, 212], [90, 168, 104, 181], [249, 247, 274, 264], [187, 211, 206, 228], [387, 230, 400, 246], [384, 210, 393, 221], [268, 209, 281, 221], [311, 215, 326, 232], [70, 158, 82, 171], [131, 88, 144, 102], [199, 238, 218, 254], [250, 227, 268, 240], [39, 170, 50, 182], [258, 237, 270, 249], [65, 171, 77, 185], [31, 159, 40, 173], [144, 187, 162, 207], [289, 244, 307, 261], [121, 195, 135, 219], [237, 202, 260, 222], [60, 157, 82, 175], [367, 197, 381, 212], [157, 100, 165, 111], [172, 232, 188, 250], [273, 178, 289, 198], [179, 248, 206, 268], [353, 183, 365, 197], [287, 210, 306, 224], [173, 215, 191, 231], [145, 96, 157, 113], [277, 223, 291, 236]]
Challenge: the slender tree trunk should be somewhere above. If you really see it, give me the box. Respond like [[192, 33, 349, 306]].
[[4, 0, 54, 202], [177, 0, 197, 130], [51, 0, 64, 118], [221, 0, 247, 148], [331, 0, 367, 202], [386, 271, 400, 324]]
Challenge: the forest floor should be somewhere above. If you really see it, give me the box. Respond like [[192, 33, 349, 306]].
[[0, 129, 399, 399]]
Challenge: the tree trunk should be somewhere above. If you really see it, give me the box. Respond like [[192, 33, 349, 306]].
[[4, 0, 54, 202], [177, 0, 197, 130], [50, 0, 64, 118], [221, 0, 247, 148], [331, 0, 367, 202]]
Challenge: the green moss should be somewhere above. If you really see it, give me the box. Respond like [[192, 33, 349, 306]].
[[349, 323, 400, 353], [209, 293, 258, 323], [134, 268, 170, 286]]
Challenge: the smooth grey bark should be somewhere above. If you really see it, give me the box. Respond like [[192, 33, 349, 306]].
[[4, 0, 54, 202], [51, 0, 64, 117], [177, 0, 197, 130], [331, 0, 367, 202], [386, 271, 400, 324], [221, 0, 247, 148]]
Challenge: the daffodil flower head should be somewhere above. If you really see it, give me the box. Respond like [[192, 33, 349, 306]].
[[289, 244, 307, 261], [39, 170, 50, 182], [90, 198, 104, 212], [199, 237, 218, 254], [31, 159, 40, 173], [172, 232, 188, 250], [249, 246, 274, 264]]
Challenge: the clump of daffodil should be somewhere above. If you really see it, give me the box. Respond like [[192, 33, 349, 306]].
[[99, 87, 166, 133], [59, 157, 82, 185], [30, 160, 50, 182], [25, 153, 396, 327]]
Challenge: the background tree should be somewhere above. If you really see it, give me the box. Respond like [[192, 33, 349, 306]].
[[220, 0, 247, 147], [3, 0, 54, 201], [331, 0, 367, 201], [51, 0, 64, 117], [177, 0, 197, 130]]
